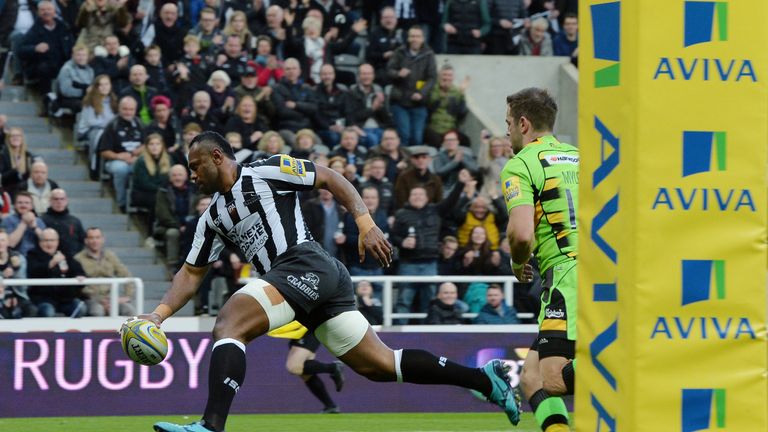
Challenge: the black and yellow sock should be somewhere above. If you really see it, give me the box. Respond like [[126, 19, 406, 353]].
[[529, 389, 569, 431]]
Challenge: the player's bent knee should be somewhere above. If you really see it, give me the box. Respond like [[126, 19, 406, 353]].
[[234, 279, 296, 331], [315, 311, 369, 357]]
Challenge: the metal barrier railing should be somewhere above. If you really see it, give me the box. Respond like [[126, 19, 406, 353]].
[[2, 278, 144, 318], [243, 275, 532, 327]]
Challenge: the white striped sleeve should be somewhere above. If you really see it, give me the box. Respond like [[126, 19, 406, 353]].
[[185, 215, 225, 267], [250, 154, 316, 191]]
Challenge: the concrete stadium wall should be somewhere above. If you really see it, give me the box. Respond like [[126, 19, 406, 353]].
[[436, 55, 579, 146]]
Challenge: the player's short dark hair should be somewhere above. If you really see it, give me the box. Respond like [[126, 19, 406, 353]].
[[506, 88, 558, 131], [190, 131, 236, 160]]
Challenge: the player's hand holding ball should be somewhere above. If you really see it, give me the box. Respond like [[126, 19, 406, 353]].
[[119, 317, 168, 366]]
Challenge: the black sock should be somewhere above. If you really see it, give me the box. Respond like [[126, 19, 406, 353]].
[[303, 359, 335, 375], [305, 375, 336, 409], [202, 341, 246, 432], [400, 349, 491, 396]]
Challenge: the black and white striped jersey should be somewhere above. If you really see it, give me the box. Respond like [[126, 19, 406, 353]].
[[186, 154, 317, 276]]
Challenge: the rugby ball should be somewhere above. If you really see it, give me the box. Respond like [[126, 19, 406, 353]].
[[120, 318, 168, 366]]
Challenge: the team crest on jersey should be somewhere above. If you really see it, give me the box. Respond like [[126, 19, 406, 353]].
[[503, 176, 522, 202], [280, 155, 306, 177]]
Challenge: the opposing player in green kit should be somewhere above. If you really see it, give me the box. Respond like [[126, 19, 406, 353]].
[[500, 88, 578, 432]]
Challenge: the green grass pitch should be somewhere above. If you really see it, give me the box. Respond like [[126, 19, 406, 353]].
[[0, 413, 539, 431]]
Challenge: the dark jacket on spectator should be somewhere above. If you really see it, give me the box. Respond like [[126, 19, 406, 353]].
[[474, 302, 520, 324], [27, 247, 86, 303], [366, 26, 403, 75], [357, 295, 383, 325], [386, 44, 436, 108], [41, 208, 86, 257], [313, 82, 348, 130], [182, 110, 223, 134], [391, 184, 462, 262], [358, 177, 395, 216], [91, 54, 131, 90], [18, 18, 75, 80], [393, 167, 444, 209], [345, 83, 394, 129], [154, 21, 188, 65], [425, 298, 465, 324], [216, 53, 249, 83], [0, 149, 36, 193], [443, 0, 492, 47], [154, 183, 196, 237], [224, 115, 269, 149], [0, 0, 18, 48], [271, 77, 318, 132], [98, 116, 145, 155]]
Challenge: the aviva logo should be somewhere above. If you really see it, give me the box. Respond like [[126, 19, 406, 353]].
[[682, 131, 726, 177], [650, 259, 756, 339], [682, 388, 726, 432], [651, 130, 755, 212], [684, 1, 728, 47], [681, 259, 725, 305], [591, 2, 620, 87]]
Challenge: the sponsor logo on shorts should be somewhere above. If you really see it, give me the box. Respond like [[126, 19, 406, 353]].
[[287, 272, 320, 301]]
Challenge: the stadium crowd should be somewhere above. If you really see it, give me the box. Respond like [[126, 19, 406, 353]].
[[0, 0, 578, 321]]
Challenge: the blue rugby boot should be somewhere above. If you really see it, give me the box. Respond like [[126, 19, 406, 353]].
[[153, 421, 217, 432], [482, 359, 521, 425]]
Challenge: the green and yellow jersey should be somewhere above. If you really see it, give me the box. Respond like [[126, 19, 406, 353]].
[[500, 135, 579, 273]]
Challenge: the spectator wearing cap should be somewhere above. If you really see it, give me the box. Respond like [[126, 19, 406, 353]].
[[233, 60, 276, 128], [313, 64, 349, 148], [215, 34, 249, 83], [346, 64, 394, 149], [142, 44, 171, 97], [252, 36, 284, 87], [182, 91, 223, 134], [433, 130, 479, 194], [393, 145, 443, 209], [119, 64, 159, 125], [188, 7, 225, 57], [224, 95, 269, 154], [271, 57, 318, 145], [145, 96, 177, 151], [206, 70, 237, 120]]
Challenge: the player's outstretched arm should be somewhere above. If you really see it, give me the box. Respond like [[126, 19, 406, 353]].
[[506, 205, 535, 282], [139, 263, 210, 326], [314, 164, 393, 267]]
